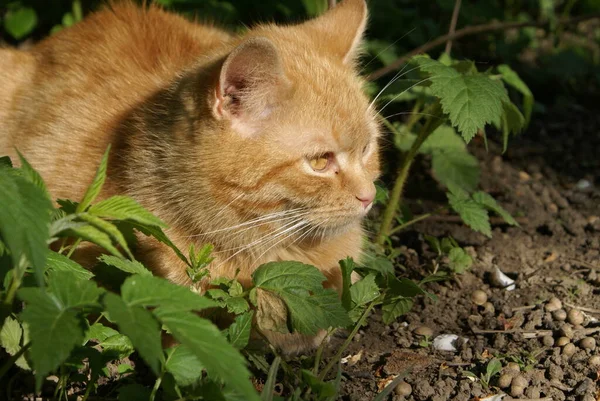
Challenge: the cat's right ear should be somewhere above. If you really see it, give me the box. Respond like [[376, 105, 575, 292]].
[[213, 37, 288, 137]]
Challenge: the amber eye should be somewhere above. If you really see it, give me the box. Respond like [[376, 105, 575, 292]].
[[309, 153, 331, 171]]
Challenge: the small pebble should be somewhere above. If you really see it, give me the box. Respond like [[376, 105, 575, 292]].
[[471, 290, 488, 306], [576, 179, 592, 190], [505, 362, 521, 374], [589, 355, 600, 366], [394, 381, 412, 397], [547, 203, 558, 214], [482, 302, 495, 314], [498, 373, 513, 388], [560, 324, 574, 339], [562, 343, 577, 357], [413, 326, 433, 337], [579, 337, 596, 350], [518, 171, 531, 182], [542, 335, 555, 347], [545, 297, 562, 312], [510, 375, 528, 397], [556, 337, 570, 347], [567, 309, 584, 326], [552, 309, 567, 321]]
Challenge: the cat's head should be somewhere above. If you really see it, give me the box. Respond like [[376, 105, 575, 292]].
[[199, 0, 379, 238]]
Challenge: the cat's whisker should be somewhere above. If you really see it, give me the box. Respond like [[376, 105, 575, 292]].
[[250, 220, 310, 264], [359, 27, 416, 73], [377, 76, 433, 116]]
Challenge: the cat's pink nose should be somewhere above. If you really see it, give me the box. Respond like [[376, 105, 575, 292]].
[[356, 192, 375, 209]]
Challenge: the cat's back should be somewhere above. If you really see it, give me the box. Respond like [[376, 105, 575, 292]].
[[0, 2, 232, 198]]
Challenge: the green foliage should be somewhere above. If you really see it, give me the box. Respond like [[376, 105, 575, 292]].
[[463, 358, 503, 389]]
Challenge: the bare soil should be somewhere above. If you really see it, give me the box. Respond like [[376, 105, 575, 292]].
[[334, 103, 600, 401]]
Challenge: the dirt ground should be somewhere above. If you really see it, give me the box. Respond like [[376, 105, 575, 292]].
[[333, 102, 600, 401]]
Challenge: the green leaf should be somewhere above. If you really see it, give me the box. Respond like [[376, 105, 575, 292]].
[[485, 358, 503, 379], [165, 344, 204, 387], [414, 56, 509, 142], [339, 258, 355, 311], [77, 213, 134, 258], [381, 298, 413, 325], [0, 316, 30, 370], [498, 65, 533, 125], [349, 274, 380, 307], [127, 222, 187, 264], [472, 192, 518, 226], [0, 170, 52, 286], [361, 255, 395, 276], [98, 334, 135, 359], [46, 251, 95, 281], [89, 196, 167, 228], [228, 311, 254, 349], [501, 102, 526, 151], [447, 190, 491, 237], [4, 7, 38, 39], [17, 151, 49, 198], [47, 270, 103, 308], [103, 293, 164, 375], [99, 255, 152, 276], [447, 248, 472, 274], [153, 308, 259, 401], [77, 146, 110, 213], [301, 370, 336, 399], [65, 224, 124, 257], [18, 288, 85, 389], [431, 149, 480, 192], [253, 262, 351, 335], [121, 274, 216, 312], [225, 296, 250, 314], [86, 322, 119, 342]]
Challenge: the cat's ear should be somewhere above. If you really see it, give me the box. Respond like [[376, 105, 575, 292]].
[[213, 37, 287, 137], [302, 0, 368, 64]]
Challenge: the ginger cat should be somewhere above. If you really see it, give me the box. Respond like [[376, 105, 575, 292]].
[[0, 0, 380, 353]]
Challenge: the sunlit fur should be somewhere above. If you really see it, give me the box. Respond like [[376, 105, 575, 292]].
[[0, 0, 380, 353]]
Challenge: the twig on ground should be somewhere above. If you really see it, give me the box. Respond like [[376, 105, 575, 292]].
[[564, 302, 600, 314], [367, 13, 600, 81], [511, 305, 538, 312], [444, 0, 462, 54]]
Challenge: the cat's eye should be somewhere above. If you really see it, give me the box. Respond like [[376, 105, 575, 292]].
[[308, 153, 331, 171]]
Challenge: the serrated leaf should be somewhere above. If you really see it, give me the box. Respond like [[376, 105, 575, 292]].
[[225, 296, 249, 314], [127, 222, 187, 264], [301, 369, 336, 399], [47, 270, 103, 308], [253, 262, 351, 335], [350, 274, 380, 307], [121, 274, 216, 312], [447, 191, 491, 237], [46, 251, 95, 280], [431, 149, 480, 192], [361, 255, 395, 276], [498, 64, 533, 125], [78, 213, 133, 258], [18, 288, 85, 389], [0, 169, 52, 285], [65, 224, 123, 257], [228, 311, 254, 349], [98, 334, 134, 359], [152, 308, 259, 401], [0, 316, 30, 370], [4, 7, 38, 39], [414, 56, 509, 141], [17, 151, 49, 198], [448, 248, 472, 274], [89, 196, 167, 228], [472, 191, 518, 226], [86, 323, 119, 343], [77, 146, 110, 213], [103, 293, 163, 375], [381, 298, 413, 324], [99, 255, 151, 276], [165, 344, 204, 387]]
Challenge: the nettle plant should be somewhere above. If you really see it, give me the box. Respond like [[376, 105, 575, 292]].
[[0, 149, 431, 400], [371, 54, 532, 248]]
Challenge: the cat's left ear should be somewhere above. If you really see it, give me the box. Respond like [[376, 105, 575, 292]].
[[301, 0, 368, 65], [213, 37, 288, 137]]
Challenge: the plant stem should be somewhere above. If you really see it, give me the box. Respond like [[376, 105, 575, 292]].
[[0, 342, 30, 380], [149, 370, 164, 401], [318, 298, 380, 381], [444, 0, 463, 55], [312, 327, 336, 375], [65, 238, 82, 259], [376, 102, 442, 246], [389, 213, 432, 235], [367, 13, 600, 81]]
